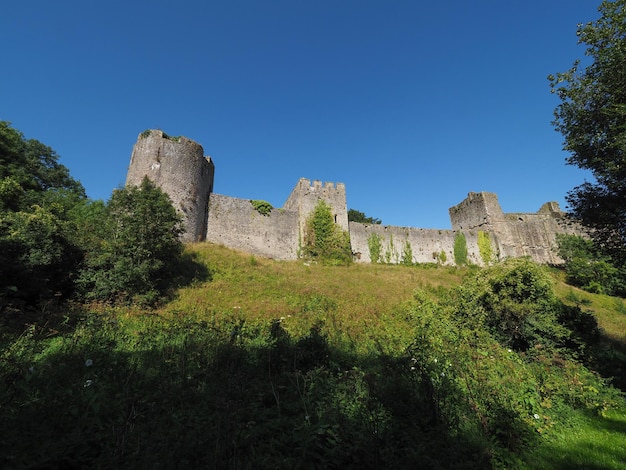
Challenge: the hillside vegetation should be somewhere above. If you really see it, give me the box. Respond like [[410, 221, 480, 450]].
[[2, 243, 625, 469]]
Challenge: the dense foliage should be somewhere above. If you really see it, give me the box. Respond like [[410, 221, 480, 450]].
[[556, 233, 626, 296], [0, 122, 86, 309], [348, 208, 381, 224], [1, 123, 189, 312], [549, 0, 626, 263], [76, 178, 184, 305], [303, 200, 352, 265]]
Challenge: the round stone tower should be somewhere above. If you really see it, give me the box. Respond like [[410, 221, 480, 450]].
[[126, 129, 215, 242]]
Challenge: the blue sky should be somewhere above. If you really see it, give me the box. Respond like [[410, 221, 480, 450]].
[[2, 1, 600, 229]]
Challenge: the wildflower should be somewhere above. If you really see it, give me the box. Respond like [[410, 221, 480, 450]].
[[533, 413, 540, 420], [85, 359, 93, 367], [84, 380, 93, 387]]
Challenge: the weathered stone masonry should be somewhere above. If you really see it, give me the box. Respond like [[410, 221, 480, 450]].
[[126, 130, 583, 265]]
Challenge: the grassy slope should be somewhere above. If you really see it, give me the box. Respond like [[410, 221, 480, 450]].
[[165, 244, 626, 467], [2, 243, 625, 468], [161, 243, 466, 353]]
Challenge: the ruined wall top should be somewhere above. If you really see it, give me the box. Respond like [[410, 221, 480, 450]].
[[449, 192, 505, 231], [283, 177, 349, 233], [449, 192, 566, 232]]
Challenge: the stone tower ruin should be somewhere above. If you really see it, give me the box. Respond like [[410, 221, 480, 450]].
[[126, 130, 214, 242], [283, 178, 349, 242]]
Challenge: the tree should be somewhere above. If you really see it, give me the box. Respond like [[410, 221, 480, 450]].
[[77, 177, 184, 305], [348, 208, 381, 225], [555, 234, 624, 295], [549, 0, 626, 263], [0, 122, 86, 310], [0, 121, 85, 209]]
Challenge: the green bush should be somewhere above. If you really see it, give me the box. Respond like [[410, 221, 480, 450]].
[[406, 260, 619, 463], [556, 234, 625, 296], [76, 177, 184, 305], [250, 199, 273, 216], [454, 259, 579, 353], [302, 200, 352, 265]]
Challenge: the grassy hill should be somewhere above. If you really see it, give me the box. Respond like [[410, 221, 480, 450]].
[[2, 243, 625, 469]]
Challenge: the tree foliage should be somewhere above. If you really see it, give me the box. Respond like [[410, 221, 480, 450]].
[[77, 178, 184, 305], [0, 121, 85, 209], [556, 234, 625, 295], [348, 208, 381, 225], [0, 122, 86, 309], [549, 0, 626, 263], [0, 122, 205, 315]]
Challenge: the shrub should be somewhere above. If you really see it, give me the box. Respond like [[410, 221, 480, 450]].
[[250, 199, 273, 216], [302, 200, 352, 265], [556, 234, 625, 296], [76, 177, 184, 305]]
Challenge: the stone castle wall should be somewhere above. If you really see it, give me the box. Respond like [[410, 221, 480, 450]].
[[125, 131, 583, 265], [205, 193, 299, 259], [349, 223, 490, 265], [449, 192, 583, 265]]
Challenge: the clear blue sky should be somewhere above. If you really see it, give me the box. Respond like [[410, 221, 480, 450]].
[[2, 1, 601, 229]]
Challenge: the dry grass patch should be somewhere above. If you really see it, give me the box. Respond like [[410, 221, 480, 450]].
[[159, 243, 468, 351]]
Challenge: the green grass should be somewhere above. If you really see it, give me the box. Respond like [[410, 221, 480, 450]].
[[1, 243, 625, 469], [521, 408, 626, 469]]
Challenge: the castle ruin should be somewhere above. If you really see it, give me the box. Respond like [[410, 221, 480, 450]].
[[126, 130, 582, 265]]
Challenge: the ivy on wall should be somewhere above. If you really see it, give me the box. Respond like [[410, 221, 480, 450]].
[[478, 231, 494, 265], [367, 233, 383, 263], [303, 200, 352, 265], [454, 232, 468, 266], [402, 240, 413, 266]]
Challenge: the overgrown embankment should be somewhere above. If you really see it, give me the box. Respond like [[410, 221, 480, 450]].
[[1, 244, 625, 469]]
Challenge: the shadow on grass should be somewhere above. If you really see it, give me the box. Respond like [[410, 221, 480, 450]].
[[171, 250, 213, 288], [590, 334, 626, 392], [1, 314, 497, 470]]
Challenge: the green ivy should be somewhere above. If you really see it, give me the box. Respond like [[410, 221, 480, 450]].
[[367, 233, 382, 263], [402, 240, 413, 265], [454, 232, 468, 266], [478, 231, 494, 265]]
